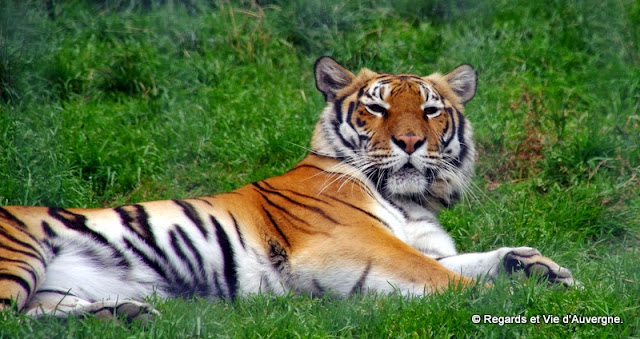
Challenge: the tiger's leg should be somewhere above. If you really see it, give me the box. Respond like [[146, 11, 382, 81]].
[[290, 230, 477, 296], [437, 247, 576, 286], [404, 220, 576, 286], [24, 290, 159, 321], [0, 214, 48, 312]]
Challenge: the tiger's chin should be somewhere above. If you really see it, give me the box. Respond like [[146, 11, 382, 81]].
[[383, 166, 434, 198]]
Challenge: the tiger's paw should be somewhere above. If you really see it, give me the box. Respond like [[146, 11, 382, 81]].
[[27, 299, 159, 322], [503, 247, 578, 287], [85, 300, 160, 322]]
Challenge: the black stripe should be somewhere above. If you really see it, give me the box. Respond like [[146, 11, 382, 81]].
[[346, 101, 356, 125], [256, 191, 329, 236], [194, 198, 213, 207], [174, 200, 208, 238], [321, 194, 391, 230], [331, 96, 358, 150], [168, 229, 210, 296], [291, 163, 334, 175], [261, 181, 330, 205], [0, 273, 32, 295], [0, 207, 26, 228], [175, 225, 205, 274], [0, 256, 39, 288], [291, 163, 327, 173], [0, 255, 40, 271], [48, 208, 112, 247], [41, 221, 57, 237], [0, 215, 47, 257], [332, 118, 356, 149], [114, 206, 135, 231], [253, 182, 341, 225], [261, 206, 290, 247], [453, 107, 468, 168], [48, 242, 61, 256], [123, 238, 170, 281], [229, 213, 246, 250], [255, 190, 311, 228], [441, 119, 451, 146], [169, 230, 199, 278], [132, 205, 154, 239], [334, 97, 344, 122], [0, 242, 44, 264], [123, 234, 191, 296], [350, 262, 372, 295], [442, 107, 456, 148], [49, 208, 130, 269], [0, 226, 45, 262], [114, 205, 154, 241], [386, 199, 409, 219], [115, 205, 165, 262], [211, 216, 237, 299], [16, 264, 38, 288]]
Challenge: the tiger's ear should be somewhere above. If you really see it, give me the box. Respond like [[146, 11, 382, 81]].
[[314, 56, 356, 102], [444, 65, 477, 105]]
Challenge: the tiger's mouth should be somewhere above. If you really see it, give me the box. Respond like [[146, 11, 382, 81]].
[[380, 162, 439, 198], [397, 163, 438, 181]]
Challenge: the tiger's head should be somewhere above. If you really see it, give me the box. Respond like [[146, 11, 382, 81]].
[[311, 57, 477, 210]]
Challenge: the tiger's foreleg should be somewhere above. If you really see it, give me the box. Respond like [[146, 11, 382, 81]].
[[436, 247, 577, 287], [403, 220, 577, 287], [290, 231, 478, 296]]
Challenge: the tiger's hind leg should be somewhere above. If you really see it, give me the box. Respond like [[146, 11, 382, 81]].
[[0, 210, 49, 312], [24, 290, 159, 322]]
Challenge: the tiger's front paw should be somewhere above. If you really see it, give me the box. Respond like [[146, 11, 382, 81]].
[[503, 247, 578, 287]]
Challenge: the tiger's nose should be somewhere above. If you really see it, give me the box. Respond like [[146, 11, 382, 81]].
[[392, 134, 425, 154]]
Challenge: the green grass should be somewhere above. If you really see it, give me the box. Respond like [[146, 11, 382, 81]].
[[1, 0, 639, 337]]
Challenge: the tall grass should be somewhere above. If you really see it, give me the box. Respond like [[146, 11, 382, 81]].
[[0, 0, 638, 336]]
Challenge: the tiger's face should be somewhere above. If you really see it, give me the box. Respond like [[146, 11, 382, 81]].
[[312, 57, 477, 208]]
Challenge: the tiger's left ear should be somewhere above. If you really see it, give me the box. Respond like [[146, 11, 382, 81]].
[[314, 56, 356, 102], [444, 65, 477, 104]]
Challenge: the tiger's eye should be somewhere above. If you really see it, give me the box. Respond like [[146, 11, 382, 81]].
[[423, 106, 440, 118], [366, 104, 387, 116]]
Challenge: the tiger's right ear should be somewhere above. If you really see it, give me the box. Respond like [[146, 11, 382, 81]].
[[314, 56, 356, 102]]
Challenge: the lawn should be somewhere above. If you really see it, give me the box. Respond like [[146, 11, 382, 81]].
[[0, 0, 638, 337]]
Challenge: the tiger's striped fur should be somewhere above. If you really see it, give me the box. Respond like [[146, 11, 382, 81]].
[[0, 57, 575, 320]]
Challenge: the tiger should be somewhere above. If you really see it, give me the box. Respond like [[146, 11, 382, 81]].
[[0, 56, 576, 320]]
